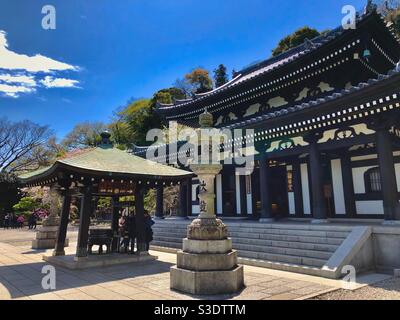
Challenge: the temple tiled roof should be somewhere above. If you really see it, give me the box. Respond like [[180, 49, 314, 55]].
[[157, 9, 399, 116], [223, 64, 400, 130]]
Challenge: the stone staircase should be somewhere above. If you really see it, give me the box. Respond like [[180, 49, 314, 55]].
[[151, 219, 358, 278]]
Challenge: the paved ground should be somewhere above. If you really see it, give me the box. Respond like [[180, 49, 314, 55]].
[[0, 228, 392, 300], [311, 277, 400, 300]]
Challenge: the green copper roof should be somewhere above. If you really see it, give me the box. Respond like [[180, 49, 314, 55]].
[[19, 146, 192, 182]]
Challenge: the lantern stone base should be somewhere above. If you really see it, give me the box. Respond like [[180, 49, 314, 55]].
[[170, 237, 244, 295], [170, 265, 244, 295], [32, 225, 69, 250]]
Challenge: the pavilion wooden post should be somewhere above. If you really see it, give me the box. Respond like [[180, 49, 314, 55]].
[[75, 184, 93, 259], [135, 187, 147, 253], [186, 178, 193, 217], [155, 185, 164, 219], [178, 181, 188, 218], [53, 187, 72, 256], [111, 196, 120, 252]]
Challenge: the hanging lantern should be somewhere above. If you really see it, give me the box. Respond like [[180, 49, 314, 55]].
[[363, 49, 371, 60]]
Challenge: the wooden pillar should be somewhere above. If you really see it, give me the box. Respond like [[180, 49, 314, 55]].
[[178, 181, 188, 218], [340, 152, 356, 218], [292, 160, 304, 217], [111, 196, 120, 252], [376, 129, 400, 221], [76, 185, 93, 258], [259, 154, 273, 221], [186, 179, 193, 217], [155, 185, 164, 219], [239, 174, 248, 216], [305, 132, 327, 222], [251, 166, 259, 218], [135, 187, 146, 252], [53, 190, 71, 256]]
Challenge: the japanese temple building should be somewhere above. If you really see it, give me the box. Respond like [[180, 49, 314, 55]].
[[147, 6, 400, 223], [18, 132, 193, 261]]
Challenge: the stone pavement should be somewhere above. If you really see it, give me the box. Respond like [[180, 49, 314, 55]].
[[0, 228, 390, 300]]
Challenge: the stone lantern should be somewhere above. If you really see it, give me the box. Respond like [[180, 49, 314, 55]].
[[170, 109, 244, 295]]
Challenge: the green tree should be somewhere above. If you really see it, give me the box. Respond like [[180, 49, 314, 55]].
[[378, 0, 400, 35], [62, 122, 107, 151], [13, 197, 38, 216], [272, 27, 321, 56], [0, 173, 21, 217], [213, 64, 229, 88], [184, 68, 213, 94], [112, 88, 185, 147]]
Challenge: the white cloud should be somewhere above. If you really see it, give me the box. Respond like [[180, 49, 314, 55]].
[[0, 83, 36, 98], [40, 76, 79, 88], [0, 30, 80, 98], [0, 73, 36, 86], [0, 31, 78, 73]]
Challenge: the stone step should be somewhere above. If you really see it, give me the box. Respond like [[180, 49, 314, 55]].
[[237, 257, 324, 277], [152, 241, 327, 268], [155, 235, 185, 243], [231, 237, 338, 252], [153, 229, 345, 246], [152, 240, 182, 249], [153, 238, 333, 261], [153, 231, 341, 250], [226, 223, 354, 232], [236, 250, 326, 268], [153, 221, 354, 232], [233, 243, 332, 260], [230, 229, 349, 239], [153, 225, 349, 239]]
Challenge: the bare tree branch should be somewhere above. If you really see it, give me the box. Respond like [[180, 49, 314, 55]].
[[0, 119, 53, 174]]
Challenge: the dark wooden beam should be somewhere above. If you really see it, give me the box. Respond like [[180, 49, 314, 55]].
[[75, 184, 93, 258], [53, 188, 72, 256]]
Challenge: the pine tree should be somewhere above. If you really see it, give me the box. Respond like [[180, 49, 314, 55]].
[[213, 64, 229, 88]]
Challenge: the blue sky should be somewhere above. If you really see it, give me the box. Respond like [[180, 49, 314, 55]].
[[0, 0, 366, 139]]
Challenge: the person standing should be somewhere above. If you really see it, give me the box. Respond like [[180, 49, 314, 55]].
[[144, 211, 155, 251], [118, 213, 127, 251], [17, 215, 24, 229], [127, 212, 136, 253], [4, 214, 9, 229]]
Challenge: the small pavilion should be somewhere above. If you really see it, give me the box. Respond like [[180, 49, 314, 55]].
[[18, 132, 193, 264]]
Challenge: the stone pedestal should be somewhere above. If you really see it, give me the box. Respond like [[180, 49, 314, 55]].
[[171, 228, 243, 294], [32, 214, 69, 250]]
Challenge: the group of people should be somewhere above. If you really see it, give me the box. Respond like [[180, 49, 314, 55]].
[[118, 210, 154, 253], [2, 213, 37, 230]]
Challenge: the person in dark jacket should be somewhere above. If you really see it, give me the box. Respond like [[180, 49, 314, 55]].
[[144, 211, 155, 251]]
